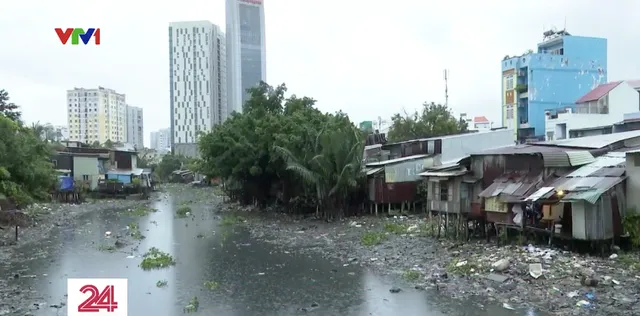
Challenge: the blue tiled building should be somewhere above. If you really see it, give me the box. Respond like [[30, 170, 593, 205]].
[[501, 30, 607, 142]]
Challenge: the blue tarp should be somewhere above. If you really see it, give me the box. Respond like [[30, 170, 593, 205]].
[[59, 176, 74, 191]]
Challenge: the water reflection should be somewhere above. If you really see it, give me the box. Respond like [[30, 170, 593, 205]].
[[3, 192, 546, 315]]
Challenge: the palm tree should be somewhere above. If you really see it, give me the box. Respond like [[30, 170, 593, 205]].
[[273, 120, 364, 219]]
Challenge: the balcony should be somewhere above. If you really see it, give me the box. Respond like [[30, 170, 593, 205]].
[[515, 84, 528, 93]]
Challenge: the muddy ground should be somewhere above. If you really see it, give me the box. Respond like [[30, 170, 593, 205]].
[[220, 203, 640, 316]]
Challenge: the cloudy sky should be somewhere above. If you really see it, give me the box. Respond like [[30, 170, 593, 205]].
[[1, 0, 639, 147]]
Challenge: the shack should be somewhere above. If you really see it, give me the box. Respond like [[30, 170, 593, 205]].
[[526, 152, 627, 245], [365, 154, 434, 215]]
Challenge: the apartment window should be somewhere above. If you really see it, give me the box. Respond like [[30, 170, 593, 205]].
[[505, 75, 514, 90], [82, 175, 89, 181], [506, 106, 514, 119]]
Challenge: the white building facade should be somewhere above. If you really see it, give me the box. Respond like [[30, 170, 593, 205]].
[[169, 21, 227, 157], [126, 105, 144, 149], [226, 0, 267, 113], [67, 86, 126, 144], [545, 81, 640, 140], [150, 128, 171, 152]]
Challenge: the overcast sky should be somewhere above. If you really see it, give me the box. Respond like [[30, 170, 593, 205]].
[[1, 0, 639, 147]]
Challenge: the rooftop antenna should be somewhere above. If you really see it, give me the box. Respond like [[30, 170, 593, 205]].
[[444, 69, 449, 107], [563, 17, 567, 31]]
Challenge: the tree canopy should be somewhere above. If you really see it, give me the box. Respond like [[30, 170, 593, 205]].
[[198, 82, 365, 219], [387, 102, 468, 143], [0, 90, 55, 207]]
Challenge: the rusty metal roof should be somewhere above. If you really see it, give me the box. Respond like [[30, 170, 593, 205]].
[[478, 171, 541, 202]]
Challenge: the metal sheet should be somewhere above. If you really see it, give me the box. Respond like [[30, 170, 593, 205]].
[[366, 167, 384, 176], [525, 187, 555, 201], [566, 153, 625, 178], [541, 152, 570, 167], [478, 182, 506, 197], [566, 151, 596, 166]]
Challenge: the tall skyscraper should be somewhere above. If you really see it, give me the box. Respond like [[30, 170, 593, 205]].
[[67, 86, 126, 144], [126, 105, 144, 149], [226, 0, 267, 113], [169, 21, 227, 157]]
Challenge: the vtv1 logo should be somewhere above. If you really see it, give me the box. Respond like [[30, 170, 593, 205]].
[[67, 278, 127, 315], [55, 28, 101, 45]]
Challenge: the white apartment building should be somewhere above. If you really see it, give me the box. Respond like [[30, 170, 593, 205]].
[[67, 87, 126, 144], [169, 21, 227, 157], [150, 128, 171, 152], [226, 0, 267, 113], [545, 80, 640, 140], [53, 125, 69, 141], [126, 105, 144, 149]]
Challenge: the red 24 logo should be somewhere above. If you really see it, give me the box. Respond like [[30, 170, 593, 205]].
[[77, 284, 118, 312]]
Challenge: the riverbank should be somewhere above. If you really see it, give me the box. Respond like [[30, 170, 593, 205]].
[[220, 202, 640, 316], [0, 198, 154, 259]]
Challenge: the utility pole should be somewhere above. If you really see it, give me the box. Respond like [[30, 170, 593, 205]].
[[443, 69, 449, 107]]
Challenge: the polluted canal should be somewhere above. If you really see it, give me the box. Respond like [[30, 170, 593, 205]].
[[0, 186, 543, 316]]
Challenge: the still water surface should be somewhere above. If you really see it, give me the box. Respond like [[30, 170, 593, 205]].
[[4, 192, 540, 316]]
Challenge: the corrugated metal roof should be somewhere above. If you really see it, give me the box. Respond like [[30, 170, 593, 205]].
[[525, 187, 555, 201], [536, 130, 640, 149], [566, 151, 596, 166], [560, 177, 626, 204], [478, 172, 541, 201], [541, 152, 570, 167], [474, 144, 579, 155], [575, 81, 622, 103], [365, 154, 429, 167], [366, 167, 384, 176], [419, 169, 467, 177], [565, 152, 625, 178]]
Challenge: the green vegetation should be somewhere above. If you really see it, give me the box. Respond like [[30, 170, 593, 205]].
[[176, 206, 191, 218], [623, 210, 640, 248], [127, 222, 145, 240], [402, 269, 422, 281], [183, 296, 199, 313], [360, 231, 387, 246], [618, 253, 640, 271], [0, 90, 56, 208], [198, 82, 365, 220], [139, 247, 176, 270], [387, 102, 468, 143], [127, 206, 156, 217], [220, 214, 244, 226], [203, 280, 219, 290], [156, 280, 168, 288], [384, 223, 408, 234]]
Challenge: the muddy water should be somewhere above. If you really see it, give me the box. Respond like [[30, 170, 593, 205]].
[[2, 192, 541, 316]]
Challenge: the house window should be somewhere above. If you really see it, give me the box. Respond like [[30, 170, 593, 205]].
[[52, 160, 58, 168], [434, 181, 450, 201], [506, 106, 514, 119], [505, 75, 514, 90], [83, 175, 89, 181]]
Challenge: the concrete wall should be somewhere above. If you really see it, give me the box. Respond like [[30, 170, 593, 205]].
[[440, 129, 514, 162], [72, 156, 101, 190], [625, 152, 640, 212]]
